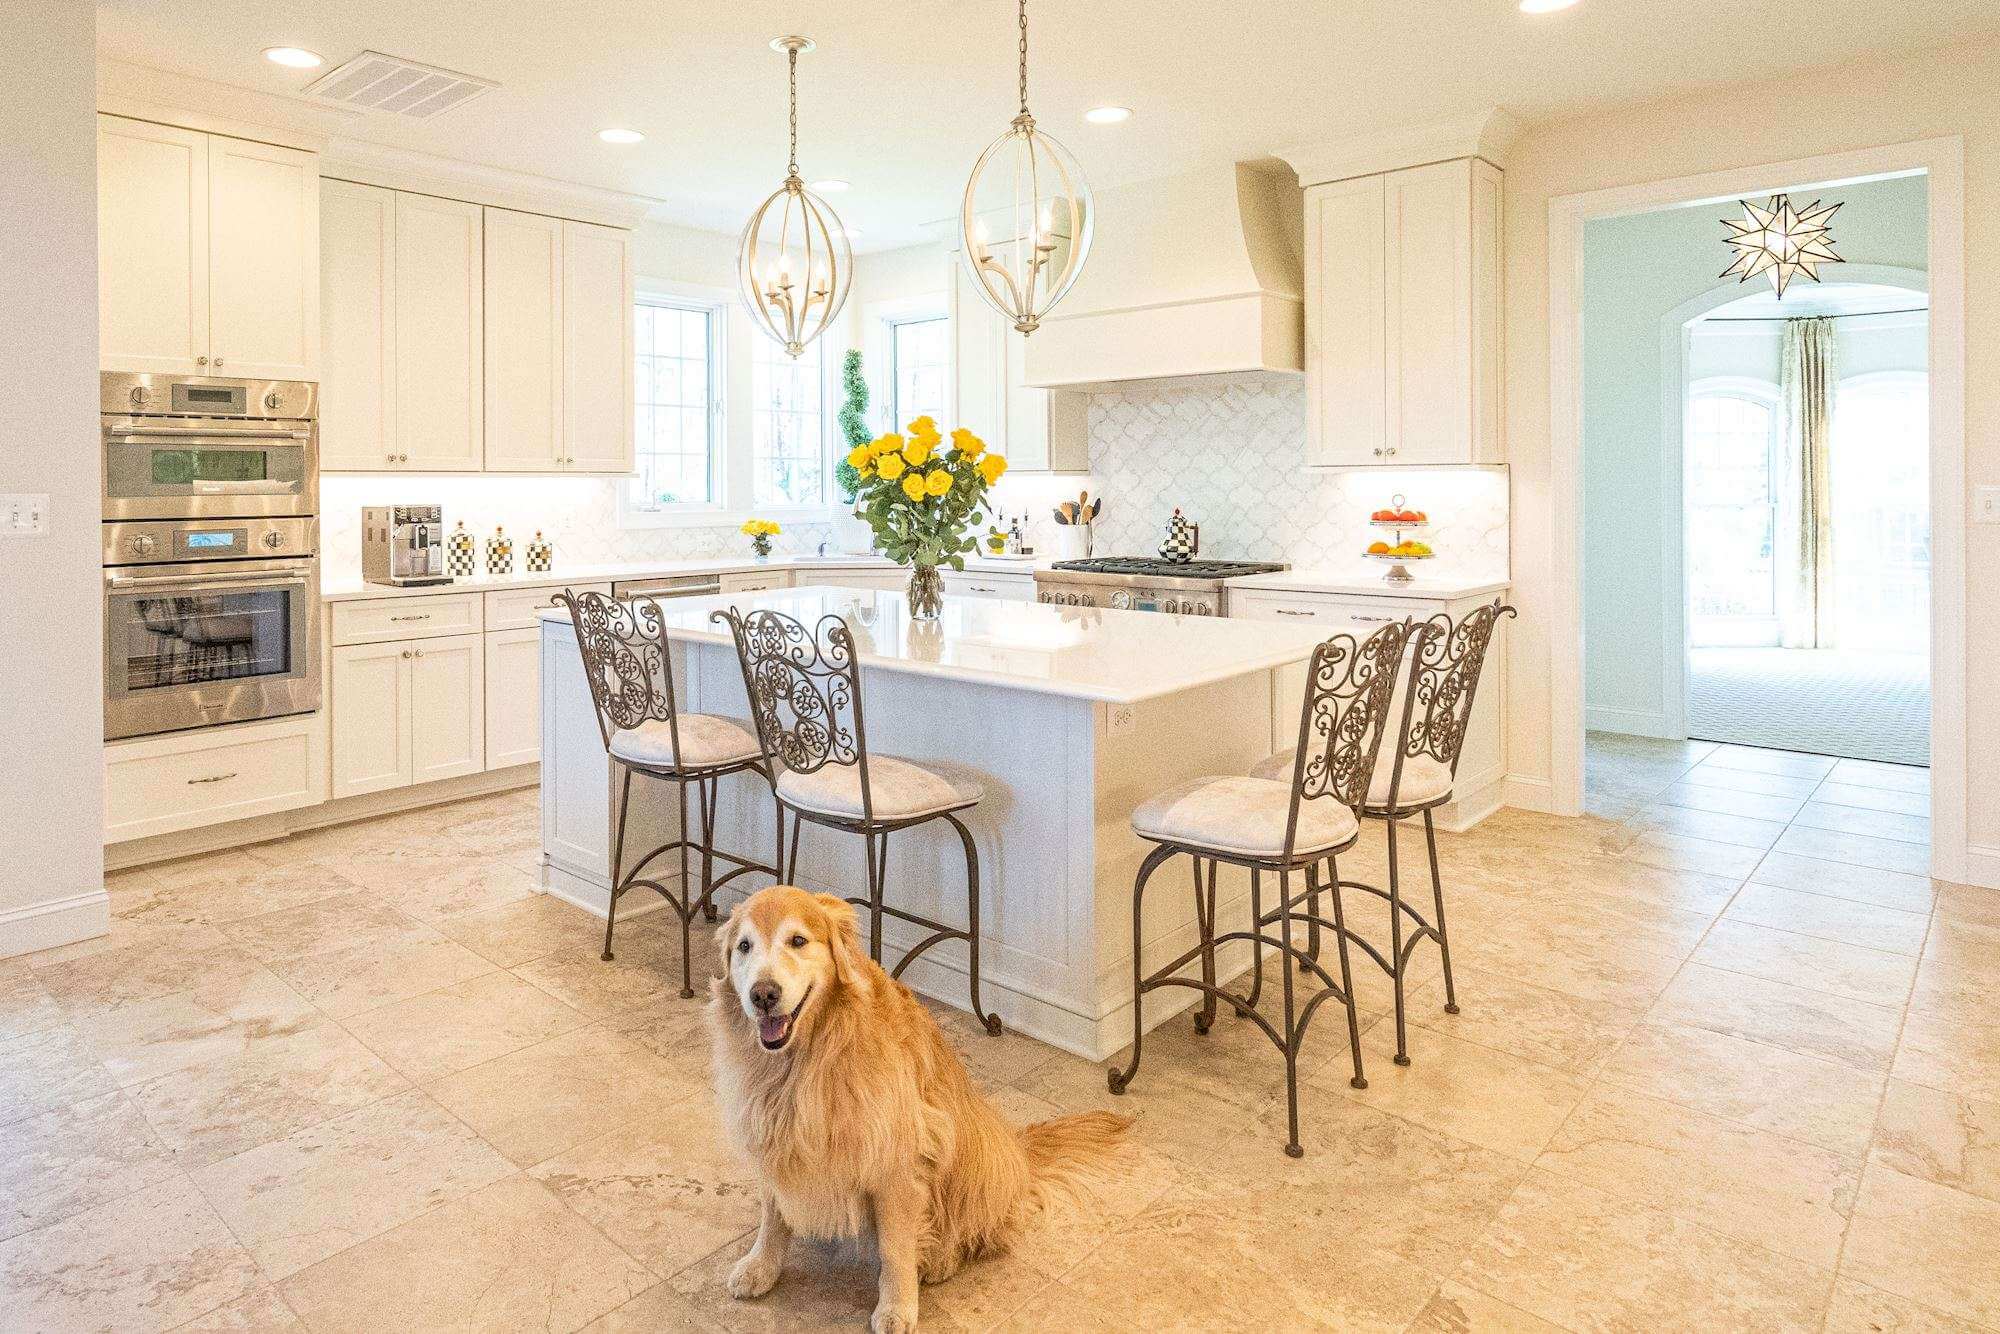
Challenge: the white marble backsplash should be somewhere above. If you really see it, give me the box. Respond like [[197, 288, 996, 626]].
[[1081, 375, 1510, 581]]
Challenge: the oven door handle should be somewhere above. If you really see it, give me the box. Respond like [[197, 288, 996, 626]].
[[106, 570, 311, 591], [105, 425, 311, 442]]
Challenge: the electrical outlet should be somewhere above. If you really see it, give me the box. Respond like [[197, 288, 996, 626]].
[[1108, 703, 1137, 736], [2, 493, 49, 535], [1977, 485, 2000, 525]]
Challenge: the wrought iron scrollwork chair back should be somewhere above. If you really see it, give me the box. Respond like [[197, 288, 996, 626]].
[[557, 590, 779, 998], [1110, 619, 1415, 1157], [713, 605, 1001, 1034]]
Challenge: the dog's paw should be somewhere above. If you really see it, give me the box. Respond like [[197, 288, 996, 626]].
[[870, 1304, 919, 1334], [726, 1250, 782, 1300]]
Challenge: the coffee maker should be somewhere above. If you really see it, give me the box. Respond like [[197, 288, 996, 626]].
[[361, 505, 451, 587]]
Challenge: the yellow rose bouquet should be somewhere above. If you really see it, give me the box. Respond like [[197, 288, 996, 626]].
[[740, 517, 782, 559], [845, 416, 1008, 618]]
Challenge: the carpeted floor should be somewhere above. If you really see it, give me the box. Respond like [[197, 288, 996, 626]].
[[1686, 646, 1930, 766]]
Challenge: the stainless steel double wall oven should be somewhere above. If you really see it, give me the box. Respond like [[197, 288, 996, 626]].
[[101, 373, 322, 740]]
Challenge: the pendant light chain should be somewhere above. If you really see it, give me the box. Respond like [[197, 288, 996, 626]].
[[786, 43, 800, 179], [1017, 0, 1030, 116]]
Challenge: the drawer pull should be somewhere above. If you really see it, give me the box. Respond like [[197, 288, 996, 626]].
[[1274, 608, 1317, 618], [969, 585, 995, 593], [389, 614, 431, 622], [186, 772, 238, 786], [1350, 614, 1394, 624]]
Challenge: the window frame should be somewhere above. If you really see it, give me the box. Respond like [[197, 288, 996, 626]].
[[749, 330, 833, 511], [888, 313, 951, 432], [863, 292, 951, 434], [621, 288, 728, 527], [1684, 375, 1783, 646]]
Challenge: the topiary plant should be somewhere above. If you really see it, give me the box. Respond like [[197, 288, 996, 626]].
[[835, 349, 870, 504]]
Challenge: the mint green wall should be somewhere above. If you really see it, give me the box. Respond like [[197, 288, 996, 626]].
[[1581, 174, 1928, 736]]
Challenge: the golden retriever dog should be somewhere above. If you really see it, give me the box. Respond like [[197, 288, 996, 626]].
[[708, 885, 1131, 1332]]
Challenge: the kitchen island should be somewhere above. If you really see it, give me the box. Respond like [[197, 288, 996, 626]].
[[540, 587, 1332, 1059]]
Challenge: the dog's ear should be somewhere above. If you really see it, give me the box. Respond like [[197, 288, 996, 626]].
[[812, 893, 870, 994], [714, 906, 744, 974]]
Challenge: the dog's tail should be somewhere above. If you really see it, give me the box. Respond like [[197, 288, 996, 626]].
[[1018, 1111, 1134, 1201]]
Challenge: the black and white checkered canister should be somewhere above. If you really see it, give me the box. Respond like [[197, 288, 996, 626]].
[[446, 523, 477, 578]]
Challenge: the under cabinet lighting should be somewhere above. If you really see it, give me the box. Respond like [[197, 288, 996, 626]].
[[263, 47, 324, 68]]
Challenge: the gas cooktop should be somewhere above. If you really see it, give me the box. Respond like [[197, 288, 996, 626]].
[[1048, 557, 1288, 580]]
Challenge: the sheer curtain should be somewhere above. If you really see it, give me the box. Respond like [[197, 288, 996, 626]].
[[1776, 317, 1836, 648]]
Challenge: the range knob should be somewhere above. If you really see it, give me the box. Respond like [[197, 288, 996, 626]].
[[130, 534, 157, 557], [262, 530, 285, 550], [129, 386, 144, 408], [264, 391, 281, 411], [1110, 591, 1132, 610]]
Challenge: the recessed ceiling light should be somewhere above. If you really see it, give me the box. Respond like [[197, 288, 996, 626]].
[[597, 128, 645, 144], [263, 46, 324, 69], [810, 179, 850, 193], [1519, 0, 1580, 11], [1084, 106, 1132, 125]]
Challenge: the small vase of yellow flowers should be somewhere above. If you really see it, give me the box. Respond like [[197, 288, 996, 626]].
[[846, 416, 1008, 620], [740, 518, 781, 560]]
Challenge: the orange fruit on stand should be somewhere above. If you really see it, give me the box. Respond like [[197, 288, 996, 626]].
[[1366, 540, 1391, 555]]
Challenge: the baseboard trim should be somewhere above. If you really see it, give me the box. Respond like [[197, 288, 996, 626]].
[[1959, 844, 2000, 891], [0, 890, 111, 962], [1584, 706, 1675, 740], [1438, 778, 1504, 833], [1501, 774, 1556, 814]]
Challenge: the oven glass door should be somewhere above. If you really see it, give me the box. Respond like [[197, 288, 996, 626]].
[[104, 564, 319, 738], [103, 422, 313, 519]]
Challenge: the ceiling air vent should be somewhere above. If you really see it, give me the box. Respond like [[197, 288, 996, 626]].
[[303, 51, 496, 120]]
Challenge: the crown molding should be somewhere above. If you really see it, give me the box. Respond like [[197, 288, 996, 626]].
[[1277, 108, 1524, 186], [319, 139, 654, 229]]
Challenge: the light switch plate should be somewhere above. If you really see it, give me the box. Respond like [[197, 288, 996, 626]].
[[1977, 485, 2000, 525], [2, 493, 49, 535]]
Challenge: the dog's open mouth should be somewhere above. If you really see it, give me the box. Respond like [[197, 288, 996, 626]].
[[757, 986, 811, 1051]]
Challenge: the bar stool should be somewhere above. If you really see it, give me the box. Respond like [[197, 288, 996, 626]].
[[1110, 620, 1414, 1157], [713, 605, 1001, 1036], [1251, 599, 1517, 1066], [557, 590, 781, 998]]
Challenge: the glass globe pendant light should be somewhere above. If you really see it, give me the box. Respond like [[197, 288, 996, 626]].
[[738, 36, 852, 357], [958, 0, 1093, 335]]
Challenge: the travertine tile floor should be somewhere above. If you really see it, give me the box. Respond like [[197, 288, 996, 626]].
[[4, 737, 1998, 1330]]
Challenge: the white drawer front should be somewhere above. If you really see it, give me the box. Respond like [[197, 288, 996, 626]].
[[331, 592, 484, 645], [719, 572, 792, 594], [1229, 589, 1443, 634], [485, 581, 611, 631], [106, 715, 324, 842], [944, 572, 1035, 602]]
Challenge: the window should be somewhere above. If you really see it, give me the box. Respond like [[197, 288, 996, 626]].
[[1831, 370, 1929, 648], [629, 299, 723, 512], [752, 333, 826, 507], [890, 316, 950, 429], [1685, 379, 1781, 646]]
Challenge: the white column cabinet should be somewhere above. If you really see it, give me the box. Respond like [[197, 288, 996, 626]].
[[1304, 157, 1502, 468], [560, 220, 635, 473], [394, 193, 484, 471], [483, 207, 565, 471], [319, 180, 397, 470], [98, 115, 318, 379]]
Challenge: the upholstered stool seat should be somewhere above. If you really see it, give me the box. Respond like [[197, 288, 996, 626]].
[[776, 755, 983, 822], [1249, 749, 1455, 810], [1132, 775, 1359, 858], [610, 714, 764, 770]]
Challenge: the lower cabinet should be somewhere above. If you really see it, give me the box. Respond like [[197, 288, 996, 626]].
[[105, 713, 326, 843], [331, 632, 484, 798], [942, 571, 1035, 601], [484, 627, 543, 768], [794, 568, 906, 593]]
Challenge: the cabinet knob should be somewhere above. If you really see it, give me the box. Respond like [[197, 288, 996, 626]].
[[213, 357, 224, 369], [195, 355, 208, 367]]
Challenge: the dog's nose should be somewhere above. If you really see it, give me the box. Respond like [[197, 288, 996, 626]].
[[749, 979, 782, 1014]]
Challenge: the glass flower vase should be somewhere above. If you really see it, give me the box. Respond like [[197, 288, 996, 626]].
[[907, 563, 944, 621]]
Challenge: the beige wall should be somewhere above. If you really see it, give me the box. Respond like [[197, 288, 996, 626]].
[[1, 0, 106, 955], [1502, 37, 1999, 855]]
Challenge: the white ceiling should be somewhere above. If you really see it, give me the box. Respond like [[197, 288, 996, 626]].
[[96, 0, 2000, 250]]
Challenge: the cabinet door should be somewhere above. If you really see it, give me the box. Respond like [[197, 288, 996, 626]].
[[484, 627, 542, 769], [207, 136, 318, 380], [1001, 330, 1050, 471], [394, 193, 484, 471], [331, 640, 411, 798], [483, 208, 564, 471], [561, 220, 634, 473], [320, 179, 397, 470], [951, 261, 1005, 444], [1384, 160, 1473, 466], [409, 633, 485, 784], [97, 116, 209, 374], [1303, 174, 1386, 467]]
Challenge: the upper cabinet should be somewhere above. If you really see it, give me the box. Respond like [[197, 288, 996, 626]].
[[98, 114, 318, 380], [320, 185, 633, 474], [1302, 157, 1502, 468], [950, 259, 1087, 474]]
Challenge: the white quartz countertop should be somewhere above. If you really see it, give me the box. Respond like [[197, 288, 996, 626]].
[[321, 553, 1046, 602], [539, 587, 1329, 705], [1224, 568, 1513, 600]]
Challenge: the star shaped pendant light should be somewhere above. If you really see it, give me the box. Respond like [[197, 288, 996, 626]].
[[1721, 194, 1844, 298]]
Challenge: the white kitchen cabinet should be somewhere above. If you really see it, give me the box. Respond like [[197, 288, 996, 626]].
[[796, 569, 905, 593], [394, 192, 484, 471], [943, 570, 1036, 601], [718, 570, 793, 595], [105, 713, 326, 843], [484, 627, 544, 769], [1230, 585, 1508, 830], [98, 115, 318, 379], [331, 631, 484, 798], [482, 207, 565, 471], [561, 220, 635, 473], [1304, 157, 1502, 468], [320, 180, 397, 470], [949, 261, 1086, 473]]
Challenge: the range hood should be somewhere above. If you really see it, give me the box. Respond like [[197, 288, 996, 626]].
[[1021, 161, 1303, 390]]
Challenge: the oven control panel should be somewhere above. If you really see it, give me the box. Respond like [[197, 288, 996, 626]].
[[1035, 586, 1219, 615], [104, 517, 318, 567]]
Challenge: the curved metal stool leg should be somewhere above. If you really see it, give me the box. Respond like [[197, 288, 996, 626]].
[[1386, 817, 1411, 1066], [602, 768, 634, 962], [1243, 868, 1266, 1010], [1108, 845, 1175, 1095], [944, 813, 1001, 1036], [1192, 857, 1217, 1036], [1425, 809, 1459, 1014], [1327, 853, 1368, 1091], [1277, 866, 1304, 1158]]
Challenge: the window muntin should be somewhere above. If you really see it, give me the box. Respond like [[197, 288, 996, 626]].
[[629, 299, 723, 511], [890, 316, 950, 430]]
